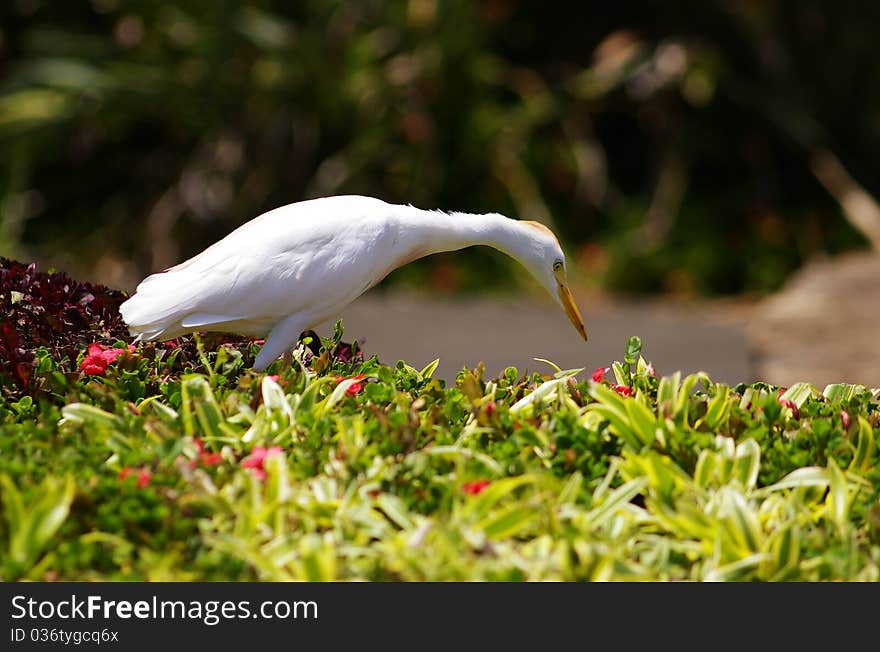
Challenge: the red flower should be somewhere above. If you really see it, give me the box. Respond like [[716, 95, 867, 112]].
[[202, 452, 223, 466], [462, 479, 491, 496], [254, 338, 266, 345], [778, 396, 799, 419], [336, 373, 365, 395], [192, 438, 224, 468], [591, 366, 610, 383], [613, 384, 633, 397], [80, 342, 135, 376], [841, 410, 851, 430], [119, 466, 151, 488], [241, 446, 283, 481]]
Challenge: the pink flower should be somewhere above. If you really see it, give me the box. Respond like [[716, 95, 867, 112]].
[[137, 468, 152, 488], [462, 479, 491, 496], [80, 342, 135, 376], [241, 446, 283, 481], [591, 366, 610, 383], [119, 466, 151, 488], [613, 384, 633, 397], [336, 373, 365, 395], [841, 410, 851, 430]]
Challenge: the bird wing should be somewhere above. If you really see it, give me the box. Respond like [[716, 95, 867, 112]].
[[120, 196, 403, 339]]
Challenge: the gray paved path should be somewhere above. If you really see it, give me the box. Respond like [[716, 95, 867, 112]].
[[315, 291, 753, 385]]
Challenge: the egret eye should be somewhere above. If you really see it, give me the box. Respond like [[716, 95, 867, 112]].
[[553, 260, 563, 272]]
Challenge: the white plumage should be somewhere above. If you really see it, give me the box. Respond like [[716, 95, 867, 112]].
[[120, 195, 586, 371]]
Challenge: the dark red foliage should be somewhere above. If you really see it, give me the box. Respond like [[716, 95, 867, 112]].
[[1, 257, 129, 394], [0, 259, 265, 399], [1, 258, 365, 401]]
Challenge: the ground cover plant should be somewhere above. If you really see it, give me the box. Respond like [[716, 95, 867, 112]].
[[1, 259, 879, 581]]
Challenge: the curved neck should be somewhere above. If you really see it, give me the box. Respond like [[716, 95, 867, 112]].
[[393, 206, 539, 265]]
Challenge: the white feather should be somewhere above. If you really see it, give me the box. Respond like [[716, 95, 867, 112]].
[[119, 194, 584, 370]]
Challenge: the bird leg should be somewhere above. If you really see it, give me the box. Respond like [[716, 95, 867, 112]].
[[253, 314, 307, 371]]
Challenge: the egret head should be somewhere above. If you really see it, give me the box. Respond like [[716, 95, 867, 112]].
[[520, 221, 588, 341]]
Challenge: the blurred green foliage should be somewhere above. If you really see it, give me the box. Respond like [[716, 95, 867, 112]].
[[0, 0, 874, 295]]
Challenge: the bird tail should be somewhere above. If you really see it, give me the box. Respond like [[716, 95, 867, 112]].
[[119, 271, 198, 341]]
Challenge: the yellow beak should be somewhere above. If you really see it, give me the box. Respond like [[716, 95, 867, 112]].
[[558, 282, 588, 341]]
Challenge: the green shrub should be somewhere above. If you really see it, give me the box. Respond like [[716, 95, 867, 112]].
[[1, 330, 878, 581]]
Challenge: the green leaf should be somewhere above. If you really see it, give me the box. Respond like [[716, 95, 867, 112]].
[[673, 373, 703, 425], [418, 358, 440, 380], [779, 382, 816, 407], [732, 438, 761, 491], [585, 385, 642, 450], [318, 377, 361, 413], [624, 336, 642, 366], [533, 357, 562, 374], [701, 384, 730, 430], [761, 522, 800, 581], [262, 376, 294, 418], [295, 534, 337, 582], [825, 458, 850, 528], [652, 499, 715, 541], [623, 397, 659, 447], [376, 494, 414, 530], [58, 403, 120, 430], [422, 446, 503, 475], [657, 371, 680, 414], [181, 375, 231, 438], [30, 476, 76, 552], [704, 553, 768, 582], [0, 476, 25, 553], [693, 450, 717, 488], [849, 416, 875, 472], [822, 383, 861, 402], [757, 467, 828, 495], [510, 374, 576, 414], [716, 487, 762, 556], [585, 477, 648, 529], [1, 474, 75, 579], [264, 452, 291, 505], [476, 504, 535, 540], [611, 361, 629, 386], [462, 476, 536, 520], [556, 471, 583, 506]]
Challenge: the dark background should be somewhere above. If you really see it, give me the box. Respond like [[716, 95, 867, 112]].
[[1, 0, 877, 298]]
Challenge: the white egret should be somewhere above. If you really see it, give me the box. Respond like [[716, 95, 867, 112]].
[[120, 195, 587, 371]]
